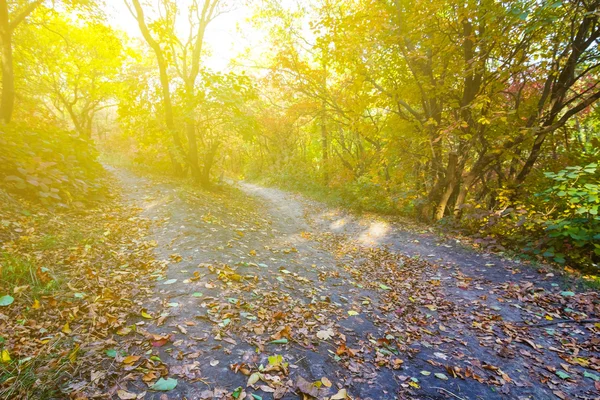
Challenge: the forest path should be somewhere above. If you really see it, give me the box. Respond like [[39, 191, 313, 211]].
[[111, 167, 600, 400]]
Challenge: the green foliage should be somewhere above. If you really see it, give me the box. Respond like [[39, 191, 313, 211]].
[[537, 163, 600, 266], [0, 124, 105, 205]]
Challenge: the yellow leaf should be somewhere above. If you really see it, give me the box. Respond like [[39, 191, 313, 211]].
[[32, 299, 41, 309], [409, 381, 420, 389], [347, 310, 359, 316], [1, 350, 10, 363], [141, 310, 152, 319], [545, 315, 553, 321], [13, 285, 29, 294], [69, 344, 80, 363], [123, 355, 141, 364], [331, 389, 348, 399], [117, 327, 132, 336], [62, 322, 72, 334], [321, 377, 332, 387], [247, 372, 261, 386]]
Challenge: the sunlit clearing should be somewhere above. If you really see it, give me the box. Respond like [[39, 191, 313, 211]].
[[358, 221, 390, 245]]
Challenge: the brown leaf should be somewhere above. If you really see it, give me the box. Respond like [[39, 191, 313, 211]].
[[296, 376, 319, 398], [117, 390, 137, 400]]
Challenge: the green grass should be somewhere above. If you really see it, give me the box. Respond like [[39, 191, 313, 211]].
[[0, 252, 59, 296], [0, 338, 72, 399]]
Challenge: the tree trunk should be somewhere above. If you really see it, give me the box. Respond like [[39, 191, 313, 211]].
[[321, 107, 328, 185], [0, 0, 45, 123], [157, 60, 184, 176], [453, 172, 476, 219], [200, 142, 219, 188], [187, 121, 200, 182], [129, 0, 184, 176], [433, 153, 458, 221], [0, 2, 14, 124]]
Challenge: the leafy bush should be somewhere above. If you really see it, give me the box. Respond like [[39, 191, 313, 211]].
[[460, 162, 600, 270], [535, 163, 600, 266], [0, 124, 105, 205]]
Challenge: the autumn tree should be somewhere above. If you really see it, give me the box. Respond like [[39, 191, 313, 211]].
[[125, 0, 226, 184], [0, 0, 43, 123], [20, 10, 125, 137]]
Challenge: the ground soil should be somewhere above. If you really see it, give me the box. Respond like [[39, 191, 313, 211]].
[[111, 167, 600, 400]]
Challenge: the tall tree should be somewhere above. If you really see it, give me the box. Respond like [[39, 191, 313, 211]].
[[126, 0, 185, 175], [125, 0, 224, 184], [22, 12, 125, 137], [0, 0, 43, 123]]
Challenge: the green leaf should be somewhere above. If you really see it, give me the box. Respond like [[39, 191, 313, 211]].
[[584, 371, 600, 381], [251, 394, 263, 400], [232, 387, 243, 399], [163, 279, 177, 285], [268, 354, 284, 366], [434, 373, 448, 380], [555, 370, 570, 380], [560, 291, 575, 297], [105, 349, 117, 358], [150, 377, 178, 391], [0, 295, 14, 306], [192, 292, 203, 297], [378, 284, 391, 290], [269, 338, 288, 344]]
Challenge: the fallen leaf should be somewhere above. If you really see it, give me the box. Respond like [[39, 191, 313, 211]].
[[247, 372, 261, 386], [150, 377, 178, 391], [117, 389, 137, 399], [0, 295, 14, 306], [296, 376, 319, 397], [1, 350, 10, 363], [62, 322, 72, 334], [123, 355, 141, 364], [556, 370, 570, 380], [316, 328, 335, 340], [331, 388, 348, 399], [434, 373, 448, 380]]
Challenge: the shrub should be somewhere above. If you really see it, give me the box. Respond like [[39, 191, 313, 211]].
[[535, 162, 600, 267], [0, 124, 105, 205]]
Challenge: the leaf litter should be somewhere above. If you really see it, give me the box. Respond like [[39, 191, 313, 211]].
[[2, 168, 599, 400]]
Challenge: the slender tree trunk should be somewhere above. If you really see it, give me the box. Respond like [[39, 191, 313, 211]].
[[200, 141, 219, 188], [129, 0, 184, 176], [321, 107, 328, 185], [0, 2, 14, 124], [157, 60, 184, 176], [433, 152, 458, 221], [84, 113, 94, 138], [187, 120, 200, 182], [0, 0, 45, 123], [453, 172, 476, 218]]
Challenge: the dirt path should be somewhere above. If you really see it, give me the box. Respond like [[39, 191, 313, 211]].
[[111, 168, 600, 400]]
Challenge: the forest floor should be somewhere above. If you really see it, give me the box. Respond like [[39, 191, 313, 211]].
[[2, 167, 600, 400]]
